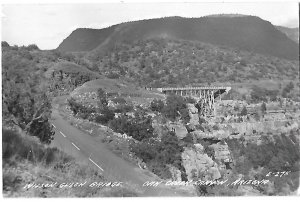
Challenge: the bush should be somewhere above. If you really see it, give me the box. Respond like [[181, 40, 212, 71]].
[[67, 98, 96, 119], [261, 102, 267, 114], [130, 131, 186, 180], [113, 104, 133, 114], [109, 114, 155, 141], [150, 99, 165, 112], [162, 94, 189, 122], [3, 129, 66, 165], [184, 97, 196, 103], [240, 106, 247, 116], [26, 44, 40, 51], [95, 107, 115, 124], [111, 97, 127, 104]]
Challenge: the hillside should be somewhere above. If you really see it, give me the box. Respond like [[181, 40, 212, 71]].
[[45, 61, 100, 78], [71, 78, 164, 106], [82, 38, 299, 100], [57, 15, 299, 60], [57, 26, 116, 52], [276, 26, 299, 43]]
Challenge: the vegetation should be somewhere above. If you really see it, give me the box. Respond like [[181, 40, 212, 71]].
[[282, 82, 295, 98], [47, 61, 99, 95], [240, 106, 248, 116], [68, 97, 96, 119], [250, 85, 279, 103], [2, 42, 55, 144], [82, 37, 298, 90], [261, 102, 267, 114], [150, 94, 190, 123], [225, 132, 300, 195], [150, 99, 165, 112], [108, 113, 155, 141], [130, 131, 187, 180]]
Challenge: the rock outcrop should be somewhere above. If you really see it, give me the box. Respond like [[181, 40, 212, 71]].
[[210, 142, 232, 163], [181, 145, 221, 181], [187, 103, 199, 126], [191, 129, 230, 140]]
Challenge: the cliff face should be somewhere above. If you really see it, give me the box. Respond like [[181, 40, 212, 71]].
[[180, 99, 300, 185]]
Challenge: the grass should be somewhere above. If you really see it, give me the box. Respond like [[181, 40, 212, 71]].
[[2, 129, 139, 197]]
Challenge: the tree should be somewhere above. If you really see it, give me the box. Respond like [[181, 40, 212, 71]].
[[282, 82, 294, 98], [97, 88, 108, 110], [2, 47, 54, 144], [109, 113, 155, 141], [95, 107, 115, 124], [162, 94, 187, 121], [233, 103, 240, 111], [3, 91, 54, 144], [150, 99, 165, 112], [261, 102, 267, 114], [240, 106, 248, 116], [26, 44, 40, 51], [2, 41, 10, 48], [180, 108, 190, 124]]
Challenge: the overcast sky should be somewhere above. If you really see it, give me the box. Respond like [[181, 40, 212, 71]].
[[1, 0, 299, 50]]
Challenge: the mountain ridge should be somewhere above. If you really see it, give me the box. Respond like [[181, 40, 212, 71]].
[[57, 15, 299, 60]]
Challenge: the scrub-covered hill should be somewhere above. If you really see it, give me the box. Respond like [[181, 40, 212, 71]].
[[58, 15, 299, 60]]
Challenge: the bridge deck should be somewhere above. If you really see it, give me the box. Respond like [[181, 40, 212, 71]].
[[157, 86, 231, 92]]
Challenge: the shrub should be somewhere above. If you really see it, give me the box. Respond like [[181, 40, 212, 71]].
[[130, 131, 186, 180], [109, 114, 155, 141], [240, 106, 248, 116], [111, 97, 127, 104], [95, 107, 115, 124], [162, 94, 188, 121], [150, 99, 165, 112], [113, 104, 133, 114], [261, 102, 267, 114]]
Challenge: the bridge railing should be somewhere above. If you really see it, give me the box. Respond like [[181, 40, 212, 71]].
[[156, 86, 231, 92]]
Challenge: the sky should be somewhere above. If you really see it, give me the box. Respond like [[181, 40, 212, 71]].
[[1, 0, 299, 50]]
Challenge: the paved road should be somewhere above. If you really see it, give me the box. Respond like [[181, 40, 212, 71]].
[[50, 100, 194, 197]]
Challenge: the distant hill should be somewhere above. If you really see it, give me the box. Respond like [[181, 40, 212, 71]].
[[57, 15, 299, 60], [276, 26, 299, 43]]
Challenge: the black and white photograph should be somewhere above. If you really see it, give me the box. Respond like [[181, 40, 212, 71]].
[[1, 0, 300, 198]]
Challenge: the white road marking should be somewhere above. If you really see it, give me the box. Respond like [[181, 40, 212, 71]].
[[59, 131, 66, 137], [52, 124, 56, 128], [89, 158, 104, 171], [71, 142, 80, 150]]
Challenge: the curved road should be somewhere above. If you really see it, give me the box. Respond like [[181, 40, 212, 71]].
[[50, 98, 194, 197]]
